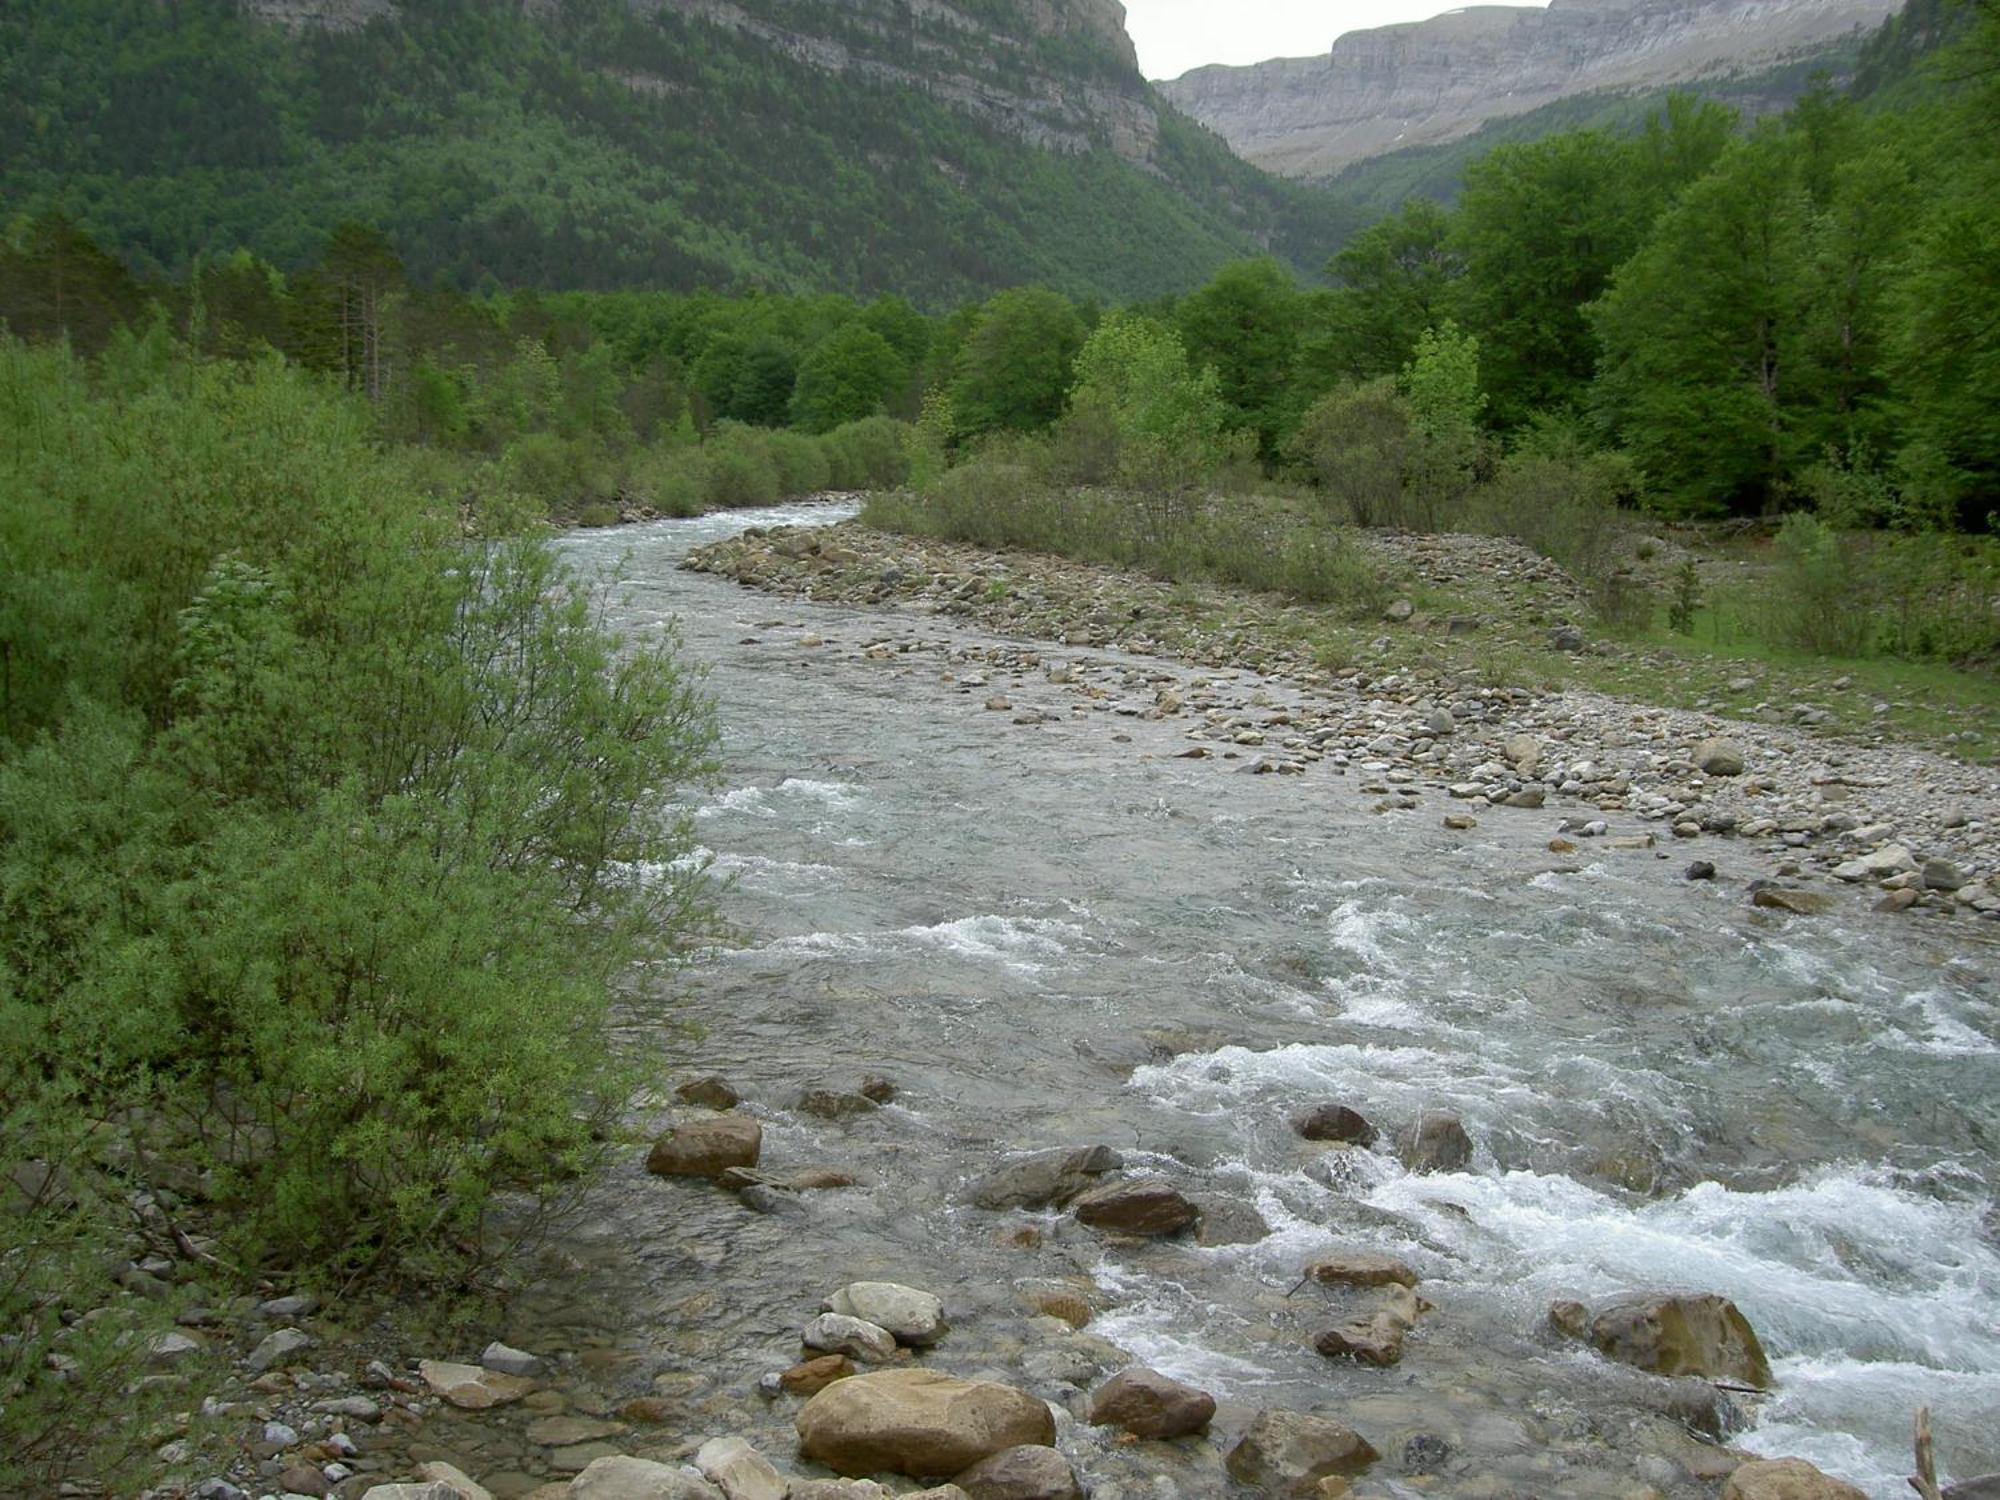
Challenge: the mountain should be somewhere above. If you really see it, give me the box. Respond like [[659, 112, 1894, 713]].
[[1157, 0, 1902, 180], [0, 0, 1357, 303]]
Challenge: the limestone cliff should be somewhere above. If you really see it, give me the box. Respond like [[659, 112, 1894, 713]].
[[1158, 0, 1902, 179], [245, 0, 1161, 162]]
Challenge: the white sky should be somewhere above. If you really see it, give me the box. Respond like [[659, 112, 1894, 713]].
[[1126, 1, 1553, 81]]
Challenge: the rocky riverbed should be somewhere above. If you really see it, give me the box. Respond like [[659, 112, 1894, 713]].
[[679, 518, 2000, 921], [147, 504, 2000, 1500]]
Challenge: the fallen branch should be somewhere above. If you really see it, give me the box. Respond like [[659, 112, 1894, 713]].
[[1910, 1406, 1943, 1500]]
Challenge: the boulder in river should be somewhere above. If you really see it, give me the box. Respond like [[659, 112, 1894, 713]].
[[1314, 1312, 1407, 1367], [1589, 1293, 1772, 1388], [1721, 1457, 1868, 1500], [825, 1282, 948, 1346], [569, 1455, 723, 1499], [1396, 1112, 1473, 1174], [803, 1312, 898, 1363], [968, 1146, 1121, 1210], [1291, 1104, 1378, 1147], [1751, 885, 1836, 916], [1225, 1409, 1379, 1495], [694, 1437, 787, 1500], [647, 1117, 762, 1178], [675, 1076, 741, 1110], [950, 1444, 1082, 1500], [796, 1369, 1056, 1478], [781, 1354, 856, 1396], [417, 1359, 535, 1410], [801, 1088, 879, 1121], [1087, 1365, 1216, 1439], [1305, 1254, 1418, 1289], [1070, 1177, 1197, 1237]]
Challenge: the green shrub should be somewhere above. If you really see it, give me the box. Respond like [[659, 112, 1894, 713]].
[[0, 339, 720, 1292], [1468, 449, 1635, 609], [765, 429, 832, 497], [501, 431, 614, 512], [1292, 380, 1413, 528], [627, 445, 708, 517], [1766, 512, 1872, 656], [701, 423, 781, 508], [822, 416, 912, 490]]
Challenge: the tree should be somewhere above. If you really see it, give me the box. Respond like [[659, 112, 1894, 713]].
[[0, 210, 142, 354], [1175, 258, 1301, 460], [1400, 321, 1485, 525], [790, 323, 905, 433], [950, 287, 1085, 438], [320, 221, 402, 403], [1311, 197, 1461, 383], [1591, 132, 1812, 513], [1454, 131, 1656, 425], [1064, 312, 1231, 496]]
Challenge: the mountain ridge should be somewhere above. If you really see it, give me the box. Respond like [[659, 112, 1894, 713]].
[[1158, 0, 1902, 178]]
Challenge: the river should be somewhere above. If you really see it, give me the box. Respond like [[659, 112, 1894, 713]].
[[535, 503, 2000, 1499]]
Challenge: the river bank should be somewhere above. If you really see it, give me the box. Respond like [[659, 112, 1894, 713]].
[[681, 515, 2000, 924], [156, 503, 1999, 1500]]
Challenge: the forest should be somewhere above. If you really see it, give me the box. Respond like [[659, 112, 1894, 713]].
[[1, 0, 1997, 1489]]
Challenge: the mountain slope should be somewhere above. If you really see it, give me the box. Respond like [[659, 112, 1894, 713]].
[[0, 0, 1356, 303], [1158, 0, 1901, 180]]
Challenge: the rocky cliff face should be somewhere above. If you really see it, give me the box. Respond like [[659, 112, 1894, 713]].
[[245, 0, 1161, 162], [1159, 0, 1902, 179]]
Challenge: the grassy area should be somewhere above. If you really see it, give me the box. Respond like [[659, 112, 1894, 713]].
[[864, 468, 2000, 762]]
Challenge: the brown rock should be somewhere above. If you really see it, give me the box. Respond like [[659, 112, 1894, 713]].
[[858, 1076, 898, 1104], [1590, 1293, 1772, 1388], [796, 1369, 1056, 1479], [1226, 1409, 1379, 1496], [647, 1116, 762, 1178], [675, 1076, 740, 1110], [968, 1146, 1121, 1210], [783, 1355, 857, 1396], [1313, 1314, 1405, 1367], [951, 1445, 1082, 1500], [1547, 1299, 1591, 1341], [1087, 1366, 1216, 1439], [1753, 887, 1836, 916], [787, 1168, 863, 1191], [1721, 1457, 1869, 1500], [801, 1088, 879, 1121], [1070, 1177, 1197, 1237], [1291, 1105, 1378, 1147], [417, 1360, 536, 1410], [276, 1465, 330, 1498], [616, 1396, 678, 1424], [1396, 1112, 1473, 1174], [1304, 1254, 1416, 1289]]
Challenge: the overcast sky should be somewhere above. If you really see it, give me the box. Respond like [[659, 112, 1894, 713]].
[[1126, 1, 1553, 81]]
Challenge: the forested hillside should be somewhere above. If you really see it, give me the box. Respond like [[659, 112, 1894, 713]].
[[0, 0, 1355, 303]]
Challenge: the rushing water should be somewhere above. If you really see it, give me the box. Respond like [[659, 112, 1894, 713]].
[[544, 505, 2000, 1498]]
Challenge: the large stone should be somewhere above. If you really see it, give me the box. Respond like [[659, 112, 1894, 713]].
[[481, 1341, 544, 1378], [1945, 1478, 2000, 1499], [246, 1326, 314, 1372], [419, 1359, 537, 1410], [1720, 1458, 1869, 1500], [1225, 1410, 1379, 1496], [796, 1369, 1056, 1479], [803, 1313, 898, 1363], [676, 1076, 741, 1110], [826, 1282, 948, 1346], [1087, 1366, 1216, 1439], [693, 1437, 787, 1500], [968, 1147, 1121, 1210], [1304, 1254, 1417, 1289], [1396, 1113, 1472, 1174], [1291, 1105, 1377, 1147], [1833, 845, 1919, 882], [359, 1487, 462, 1500], [781, 1354, 855, 1396], [1589, 1294, 1772, 1389], [1752, 886, 1836, 916], [951, 1445, 1081, 1500], [1313, 1314, 1406, 1367], [416, 1462, 494, 1500], [801, 1089, 879, 1121], [647, 1118, 762, 1178], [1069, 1177, 1197, 1237], [568, 1456, 723, 1499], [1695, 738, 1746, 777]]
